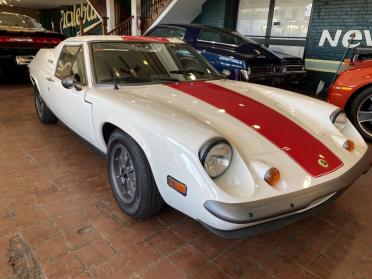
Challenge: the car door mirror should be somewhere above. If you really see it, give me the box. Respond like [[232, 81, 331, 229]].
[[61, 76, 82, 91], [222, 69, 231, 77]]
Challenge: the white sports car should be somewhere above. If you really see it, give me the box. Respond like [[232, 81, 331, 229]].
[[29, 36, 371, 238]]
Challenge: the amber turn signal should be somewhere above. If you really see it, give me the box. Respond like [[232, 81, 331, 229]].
[[264, 168, 281, 186], [343, 140, 355, 152], [167, 176, 187, 196]]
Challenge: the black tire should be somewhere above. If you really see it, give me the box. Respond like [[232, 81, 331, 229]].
[[349, 87, 372, 142], [107, 129, 164, 218], [33, 85, 58, 124]]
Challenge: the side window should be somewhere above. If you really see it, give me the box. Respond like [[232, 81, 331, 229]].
[[198, 30, 221, 43], [55, 45, 87, 85], [199, 30, 239, 45], [71, 48, 87, 85], [149, 27, 186, 39]]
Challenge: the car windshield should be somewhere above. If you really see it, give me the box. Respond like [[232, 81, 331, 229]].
[[0, 13, 41, 29], [92, 42, 221, 84]]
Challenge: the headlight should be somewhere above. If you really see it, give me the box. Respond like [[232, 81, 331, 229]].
[[330, 109, 347, 131], [199, 138, 233, 178]]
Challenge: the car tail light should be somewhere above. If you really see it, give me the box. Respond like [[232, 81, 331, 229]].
[[264, 168, 281, 186]]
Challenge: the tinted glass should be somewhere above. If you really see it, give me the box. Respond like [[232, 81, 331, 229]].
[[198, 30, 241, 45], [92, 42, 219, 84], [149, 27, 186, 39]]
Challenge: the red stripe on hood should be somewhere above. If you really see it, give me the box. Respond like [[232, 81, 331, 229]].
[[167, 81, 343, 177]]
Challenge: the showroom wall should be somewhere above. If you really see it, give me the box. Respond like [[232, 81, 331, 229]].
[[39, 2, 101, 37], [304, 0, 372, 92], [193, 0, 238, 29]]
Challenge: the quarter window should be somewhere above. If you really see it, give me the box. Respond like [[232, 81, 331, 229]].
[[55, 45, 87, 85], [149, 27, 186, 39], [198, 30, 241, 45]]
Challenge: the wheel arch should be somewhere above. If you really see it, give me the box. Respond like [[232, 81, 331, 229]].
[[345, 83, 372, 115]]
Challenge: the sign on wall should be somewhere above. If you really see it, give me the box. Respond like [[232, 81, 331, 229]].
[[40, 2, 101, 37], [319, 30, 372, 48]]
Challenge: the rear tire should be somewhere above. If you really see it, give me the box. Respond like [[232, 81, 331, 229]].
[[349, 87, 372, 142], [33, 85, 58, 124], [107, 129, 164, 218]]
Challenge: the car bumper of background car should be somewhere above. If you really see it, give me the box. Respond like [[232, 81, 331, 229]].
[[202, 147, 371, 239], [0, 55, 31, 74]]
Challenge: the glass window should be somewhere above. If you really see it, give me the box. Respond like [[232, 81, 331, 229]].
[[198, 30, 242, 45], [71, 48, 87, 85], [55, 45, 87, 85], [236, 0, 270, 36], [149, 27, 186, 39], [271, 0, 312, 38]]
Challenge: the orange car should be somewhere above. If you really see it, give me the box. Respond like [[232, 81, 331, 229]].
[[328, 48, 372, 141]]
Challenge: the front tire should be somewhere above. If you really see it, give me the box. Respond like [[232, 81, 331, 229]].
[[33, 85, 58, 124], [107, 129, 164, 218], [349, 87, 372, 142]]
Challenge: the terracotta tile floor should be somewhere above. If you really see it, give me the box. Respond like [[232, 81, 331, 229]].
[[0, 83, 371, 279]]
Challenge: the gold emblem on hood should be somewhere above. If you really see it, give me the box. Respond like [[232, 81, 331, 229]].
[[318, 158, 329, 168]]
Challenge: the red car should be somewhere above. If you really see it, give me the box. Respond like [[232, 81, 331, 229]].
[[328, 47, 372, 141]]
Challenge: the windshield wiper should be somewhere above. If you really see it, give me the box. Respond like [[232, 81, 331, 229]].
[[100, 76, 180, 85], [170, 69, 225, 79]]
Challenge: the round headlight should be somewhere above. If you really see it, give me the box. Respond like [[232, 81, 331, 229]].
[[199, 139, 233, 178], [331, 109, 347, 131]]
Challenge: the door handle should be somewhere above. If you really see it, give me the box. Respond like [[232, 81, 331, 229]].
[[46, 77, 54, 82]]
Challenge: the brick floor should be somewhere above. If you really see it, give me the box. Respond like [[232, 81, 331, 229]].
[[0, 83, 371, 279]]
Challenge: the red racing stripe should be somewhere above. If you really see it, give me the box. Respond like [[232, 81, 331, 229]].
[[167, 81, 343, 177]]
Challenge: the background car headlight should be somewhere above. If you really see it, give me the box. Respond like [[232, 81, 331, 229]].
[[199, 138, 233, 178], [330, 109, 347, 131]]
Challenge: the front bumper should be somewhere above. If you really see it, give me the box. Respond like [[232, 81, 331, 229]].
[[203, 147, 371, 238]]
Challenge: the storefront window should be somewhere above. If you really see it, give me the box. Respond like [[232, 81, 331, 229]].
[[271, 0, 312, 38], [236, 0, 313, 58], [236, 0, 271, 36]]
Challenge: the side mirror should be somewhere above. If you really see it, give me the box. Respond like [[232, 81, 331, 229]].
[[61, 76, 81, 91], [222, 69, 231, 77]]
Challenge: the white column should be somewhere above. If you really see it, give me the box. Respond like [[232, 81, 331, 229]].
[[106, 0, 116, 32], [131, 0, 141, 36]]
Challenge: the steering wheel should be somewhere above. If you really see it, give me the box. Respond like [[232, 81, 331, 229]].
[[179, 57, 202, 72]]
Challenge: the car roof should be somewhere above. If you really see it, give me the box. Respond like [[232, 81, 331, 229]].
[[64, 35, 184, 44], [154, 23, 235, 33]]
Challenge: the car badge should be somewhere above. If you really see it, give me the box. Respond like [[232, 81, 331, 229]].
[[318, 158, 329, 168]]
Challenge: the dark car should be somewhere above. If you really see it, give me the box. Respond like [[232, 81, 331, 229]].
[[145, 24, 306, 84], [0, 12, 64, 77]]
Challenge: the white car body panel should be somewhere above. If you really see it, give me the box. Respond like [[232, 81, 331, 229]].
[[28, 36, 370, 234]]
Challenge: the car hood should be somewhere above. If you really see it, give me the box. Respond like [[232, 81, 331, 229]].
[[112, 80, 331, 151], [108, 79, 343, 178]]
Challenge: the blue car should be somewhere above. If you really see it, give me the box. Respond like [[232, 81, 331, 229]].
[[145, 24, 306, 84]]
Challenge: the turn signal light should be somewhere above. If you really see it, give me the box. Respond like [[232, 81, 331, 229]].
[[343, 140, 355, 152], [167, 176, 187, 196], [264, 168, 281, 187]]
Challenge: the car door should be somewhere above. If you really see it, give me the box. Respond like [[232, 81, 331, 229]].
[[194, 30, 246, 78], [48, 44, 96, 145]]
